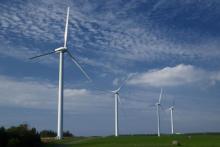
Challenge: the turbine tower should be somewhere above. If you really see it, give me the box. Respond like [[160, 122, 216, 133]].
[[29, 7, 90, 140], [156, 88, 163, 137], [169, 104, 175, 134]]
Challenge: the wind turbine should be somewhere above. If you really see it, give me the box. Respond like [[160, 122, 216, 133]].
[[111, 79, 128, 137], [156, 88, 163, 137], [169, 101, 175, 135], [29, 7, 90, 140], [112, 87, 120, 137]]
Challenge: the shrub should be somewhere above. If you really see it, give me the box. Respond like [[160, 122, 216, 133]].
[[7, 138, 21, 147], [40, 130, 56, 137], [40, 130, 74, 138], [63, 131, 74, 137], [0, 124, 41, 147]]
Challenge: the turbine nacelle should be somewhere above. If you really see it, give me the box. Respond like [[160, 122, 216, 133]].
[[169, 106, 174, 110], [112, 91, 119, 95], [156, 102, 161, 106], [55, 47, 67, 53], [112, 87, 121, 94]]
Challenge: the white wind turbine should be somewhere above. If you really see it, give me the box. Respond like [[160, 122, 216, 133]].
[[112, 87, 120, 137], [111, 79, 128, 137], [155, 88, 163, 137], [29, 7, 90, 140], [169, 101, 175, 135]]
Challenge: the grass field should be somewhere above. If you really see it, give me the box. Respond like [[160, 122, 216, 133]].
[[42, 134, 220, 147]]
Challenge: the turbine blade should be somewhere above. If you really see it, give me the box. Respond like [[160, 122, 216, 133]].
[[158, 88, 163, 103], [149, 104, 156, 108], [29, 51, 56, 60], [172, 99, 175, 107], [67, 51, 91, 81], [117, 75, 133, 92], [165, 108, 170, 113], [117, 82, 125, 92], [64, 7, 70, 48], [160, 105, 166, 111], [118, 94, 121, 104]]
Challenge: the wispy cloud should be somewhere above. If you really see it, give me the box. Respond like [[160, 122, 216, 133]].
[[128, 64, 220, 87]]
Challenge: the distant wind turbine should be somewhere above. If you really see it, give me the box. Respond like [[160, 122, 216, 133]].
[[29, 7, 91, 140], [156, 88, 163, 137], [112, 87, 121, 137], [169, 101, 175, 135]]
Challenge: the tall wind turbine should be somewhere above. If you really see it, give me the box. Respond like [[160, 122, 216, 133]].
[[111, 80, 127, 137], [156, 88, 163, 137], [29, 7, 90, 140], [169, 101, 175, 134]]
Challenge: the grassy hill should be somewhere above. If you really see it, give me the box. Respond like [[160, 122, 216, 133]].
[[42, 134, 220, 147]]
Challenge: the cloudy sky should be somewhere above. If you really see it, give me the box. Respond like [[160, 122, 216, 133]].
[[1, 0, 220, 136]]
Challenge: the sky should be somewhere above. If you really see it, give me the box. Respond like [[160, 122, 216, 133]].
[[0, 0, 220, 136]]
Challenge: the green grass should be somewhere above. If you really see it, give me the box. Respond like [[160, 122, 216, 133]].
[[42, 134, 220, 147]]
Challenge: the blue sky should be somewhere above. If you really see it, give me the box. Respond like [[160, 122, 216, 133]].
[[0, 0, 220, 136]]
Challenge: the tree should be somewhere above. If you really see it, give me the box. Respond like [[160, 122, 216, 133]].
[[40, 130, 56, 137], [40, 130, 74, 138], [0, 124, 41, 147], [0, 127, 8, 147], [63, 131, 74, 137]]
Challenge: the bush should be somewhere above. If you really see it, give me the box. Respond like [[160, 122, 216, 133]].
[[40, 130, 73, 137], [40, 130, 56, 137], [7, 138, 21, 147], [63, 131, 74, 137], [40, 130, 74, 138], [0, 124, 41, 147]]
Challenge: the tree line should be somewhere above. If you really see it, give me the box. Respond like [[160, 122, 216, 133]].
[[0, 124, 74, 147]]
